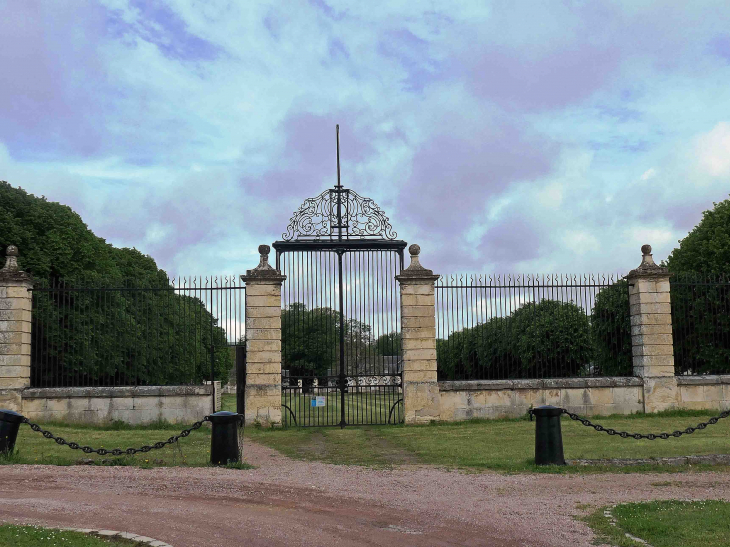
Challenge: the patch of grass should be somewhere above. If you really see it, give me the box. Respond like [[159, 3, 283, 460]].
[[583, 507, 645, 547], [584, 500, 730, 547], [221, 460, 255, 470], [0, 524, 135, 546], [246, 408, 730, 473], [10, 419, 217, 468]]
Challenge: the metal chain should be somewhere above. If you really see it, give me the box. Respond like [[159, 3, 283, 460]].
[[558, 408, 730, 440], [22, 416, 210, 456]]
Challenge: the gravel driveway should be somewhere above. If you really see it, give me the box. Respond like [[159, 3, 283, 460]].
[[1, 441, 729, 546]]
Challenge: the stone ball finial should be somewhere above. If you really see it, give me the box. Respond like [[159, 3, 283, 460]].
[[259, 244, 270, 256], [1, 244, 23, 275], [628, 242, 667, 277], [409, 244, 420, 256]]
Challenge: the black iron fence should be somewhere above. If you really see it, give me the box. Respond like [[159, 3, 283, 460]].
[[435, 274, 630, 380], [671, 272, 730, 375], [30, 276, 245, 388]]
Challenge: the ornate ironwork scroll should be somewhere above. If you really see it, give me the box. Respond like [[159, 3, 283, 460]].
[[282, 187, 397, 241]]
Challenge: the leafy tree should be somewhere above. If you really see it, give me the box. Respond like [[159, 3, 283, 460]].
[[0, 182, 233, 386], [375, 332, 401, 356], [437, 299, 594, 379], [509, 299, 594, 377], [281, 302, 373, 380], [664, 198, 730, 273], [664, 197, 730, 374], [591, 279, 632, 376]]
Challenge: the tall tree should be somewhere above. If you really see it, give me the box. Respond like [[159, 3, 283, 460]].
[[664, 197, 730, 273], [0, 182, 233, 386], [664, 197, 730, 374]]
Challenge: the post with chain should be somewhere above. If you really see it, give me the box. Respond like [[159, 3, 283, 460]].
[[531, 405, 566, 466], [208, 411, 243, 465], [0, 409, 24, 455]]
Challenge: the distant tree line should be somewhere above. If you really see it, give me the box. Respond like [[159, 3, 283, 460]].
[[281, 302, 402, 381], [436, 296, 631, 380]]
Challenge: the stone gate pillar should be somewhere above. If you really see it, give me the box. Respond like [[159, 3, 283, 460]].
[[628, 244, 678, 413], [241, 245, 285, 427], [396, 244, 441, 424], [0, 245, 33, 412]]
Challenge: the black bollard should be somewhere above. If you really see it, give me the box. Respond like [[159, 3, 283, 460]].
[[0, 409, 25, 456], [208, 411, 242, 465], [532, 405, 566, 466]]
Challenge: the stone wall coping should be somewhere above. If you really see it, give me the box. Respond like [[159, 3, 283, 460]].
[[676, 375, 730, 386], [22, 385, 213, 399], [438, 377, 643, 391]]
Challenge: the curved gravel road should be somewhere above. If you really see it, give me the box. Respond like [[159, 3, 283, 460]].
[[2, 441, 729, 546]]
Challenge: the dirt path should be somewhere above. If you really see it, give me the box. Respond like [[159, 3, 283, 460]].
[[2, 441, 729, 546]]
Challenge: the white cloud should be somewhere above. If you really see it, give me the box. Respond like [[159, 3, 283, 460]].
[[3, 1, 730, 282], [696, 121, 730, 177], [641, 168, 656, 180], [536, 182, 564, 208], [143, 222, 172, 245]]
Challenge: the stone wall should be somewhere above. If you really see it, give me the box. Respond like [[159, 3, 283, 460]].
[[439, 376, 730, 420], [439, 378, 645, 420], [677, 375, 730, 411], [21, 385, 215, 425]]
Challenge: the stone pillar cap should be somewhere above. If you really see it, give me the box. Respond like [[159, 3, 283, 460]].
[[396, 243, 439, 282], [628, 244, 669, 278], [0, 245, 32, 282], [240, 244, 286, 283]]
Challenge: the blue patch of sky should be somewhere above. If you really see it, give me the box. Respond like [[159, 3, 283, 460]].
[[708, 34, 730, 63], [376, 29, 439, 93], [263, 11, 280, 41], [328, 38, 349, 61], [594, 105, 643, 124], [106, 0, 220, 62], [308, 0, 345, 21]]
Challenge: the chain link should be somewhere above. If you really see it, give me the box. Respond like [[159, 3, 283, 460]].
[[22, 416, 210, 456], [549, 408, 730, 440]]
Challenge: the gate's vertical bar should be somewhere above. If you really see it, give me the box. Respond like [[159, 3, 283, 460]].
[[210, 277, 216, 414], [338, 249, 346, 428]]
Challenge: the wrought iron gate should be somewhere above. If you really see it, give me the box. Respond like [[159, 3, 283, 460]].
[[273, 126, 406, 427]]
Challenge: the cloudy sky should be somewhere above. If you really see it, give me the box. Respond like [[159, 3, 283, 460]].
[[1, 1, 730, 277]]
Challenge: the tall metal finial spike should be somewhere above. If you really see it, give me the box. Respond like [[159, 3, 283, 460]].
[[336, 124, 341, 189]]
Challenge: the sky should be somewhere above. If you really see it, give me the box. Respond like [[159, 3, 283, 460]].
[[1, 0, 730, 277]]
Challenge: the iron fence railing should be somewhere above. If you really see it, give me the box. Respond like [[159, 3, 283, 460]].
[[670, 272, 730, 376], [30, 276, 245, 388], [435, 274, 630, 380]]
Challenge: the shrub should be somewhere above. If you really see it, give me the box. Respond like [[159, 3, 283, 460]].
[[591, 279, 632, 376]]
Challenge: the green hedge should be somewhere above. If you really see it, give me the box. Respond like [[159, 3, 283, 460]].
[[437, 299, 598, 379]]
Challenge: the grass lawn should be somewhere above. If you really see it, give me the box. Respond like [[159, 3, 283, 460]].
[[5, 419, 213, 468], [585, 500, 730, 547], [280, 391, 403, 426], [244, 398, 730, 473], [0, 524, 135, 546], [3, 394, 729, 473]]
